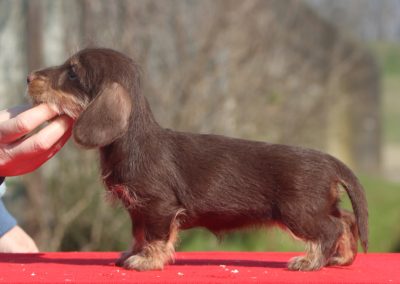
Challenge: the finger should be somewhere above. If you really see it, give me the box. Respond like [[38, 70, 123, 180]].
[[6, 115, 73, 160], [0, 104, 59, 143], [0, 105, 30, 122], [0, 128, 71, 177], [39, 120, 73, 160]]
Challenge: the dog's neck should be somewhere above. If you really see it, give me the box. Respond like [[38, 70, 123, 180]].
[[100, 92, 163, 185]]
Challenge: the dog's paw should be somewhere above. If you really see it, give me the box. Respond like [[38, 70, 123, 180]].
[[327, 255, 354, 266], [287, 256, 323, 271], [123, 254, 165, 271], [115, 251, 133, 267]]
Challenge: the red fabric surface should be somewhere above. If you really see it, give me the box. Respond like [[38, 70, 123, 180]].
[[0, 252, 398, 283]]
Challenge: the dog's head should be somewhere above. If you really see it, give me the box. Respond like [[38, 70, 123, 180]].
[[27, 48, 136, 148]]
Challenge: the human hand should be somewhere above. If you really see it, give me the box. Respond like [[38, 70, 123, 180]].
[[0, 225, 39, 253], [0, 104, 73, 176]]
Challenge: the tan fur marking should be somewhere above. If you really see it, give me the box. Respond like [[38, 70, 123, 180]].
[[328, 210, 358, 266], [28, 76, 87, 119], [288, 242, 325, 271], [117, 211, 183, 271], [122, 240, 175, 271]]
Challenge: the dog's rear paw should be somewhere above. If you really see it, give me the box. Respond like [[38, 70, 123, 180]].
[[123, 254, 165, 271], [328, 255, 354, 266], [287, 256, 323, 271]]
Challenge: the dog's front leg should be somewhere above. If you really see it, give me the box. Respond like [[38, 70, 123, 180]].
[[115, 219, 146, 267], [117, 215, 179, 271]]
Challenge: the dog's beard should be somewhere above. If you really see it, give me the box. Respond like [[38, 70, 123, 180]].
[[27, 84, 87, 120]]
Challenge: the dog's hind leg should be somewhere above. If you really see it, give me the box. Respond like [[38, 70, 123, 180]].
[[328, 210, 358, 266], [288, 241, 325, 271], [287, 216, 343, 271]]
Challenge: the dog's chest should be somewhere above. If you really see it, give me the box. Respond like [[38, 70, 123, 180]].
[[104, 182, 139, 209]]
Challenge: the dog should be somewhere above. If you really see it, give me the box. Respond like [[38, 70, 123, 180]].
[[27, 48, 368, 271]]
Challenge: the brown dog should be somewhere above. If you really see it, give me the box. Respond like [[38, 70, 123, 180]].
[[27, 48, 368, 271]]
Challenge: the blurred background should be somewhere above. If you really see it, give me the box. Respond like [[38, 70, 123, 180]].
[[0, 0, 399, 253]]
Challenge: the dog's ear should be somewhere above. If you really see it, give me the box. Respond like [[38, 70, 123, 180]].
[[73, 82, 132, 148]]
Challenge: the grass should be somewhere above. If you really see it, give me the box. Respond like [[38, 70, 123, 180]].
[[369, 43, 400, 144], [362, 175, 400, 252], [371, 43, 400, 75], [382, 74, 400, 144]]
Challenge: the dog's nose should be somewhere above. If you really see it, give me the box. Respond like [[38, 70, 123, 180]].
[[27, 73, 36, 84]]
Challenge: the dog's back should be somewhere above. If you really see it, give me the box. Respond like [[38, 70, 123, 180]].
[[27, 47, 368, 272]]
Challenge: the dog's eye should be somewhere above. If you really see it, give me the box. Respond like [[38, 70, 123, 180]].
[[67, 69, 78, 81]]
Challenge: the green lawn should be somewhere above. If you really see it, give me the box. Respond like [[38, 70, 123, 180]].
[[383, 74, 400, 144], [370, 43, 400, 144], [362, 175, 400, 252]]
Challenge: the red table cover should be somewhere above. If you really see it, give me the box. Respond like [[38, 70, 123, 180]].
[[0, 252, 399, 283]]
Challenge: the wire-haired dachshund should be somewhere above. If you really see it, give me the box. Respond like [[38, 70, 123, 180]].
[[27, 48, 368, 271]]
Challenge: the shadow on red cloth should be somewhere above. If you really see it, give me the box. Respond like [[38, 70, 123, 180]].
[[0, 253, 286, 269], [174, 258, 287, 268], [0, 253, 115, 266]]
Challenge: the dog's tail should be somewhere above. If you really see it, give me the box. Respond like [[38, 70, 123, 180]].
[[334, 158, 368, 252]]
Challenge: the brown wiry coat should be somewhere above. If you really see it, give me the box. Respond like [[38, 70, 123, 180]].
[[27, 48, 368, 271]]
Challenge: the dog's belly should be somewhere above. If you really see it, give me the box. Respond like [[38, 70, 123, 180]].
[[180, 210, 272, 233]]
